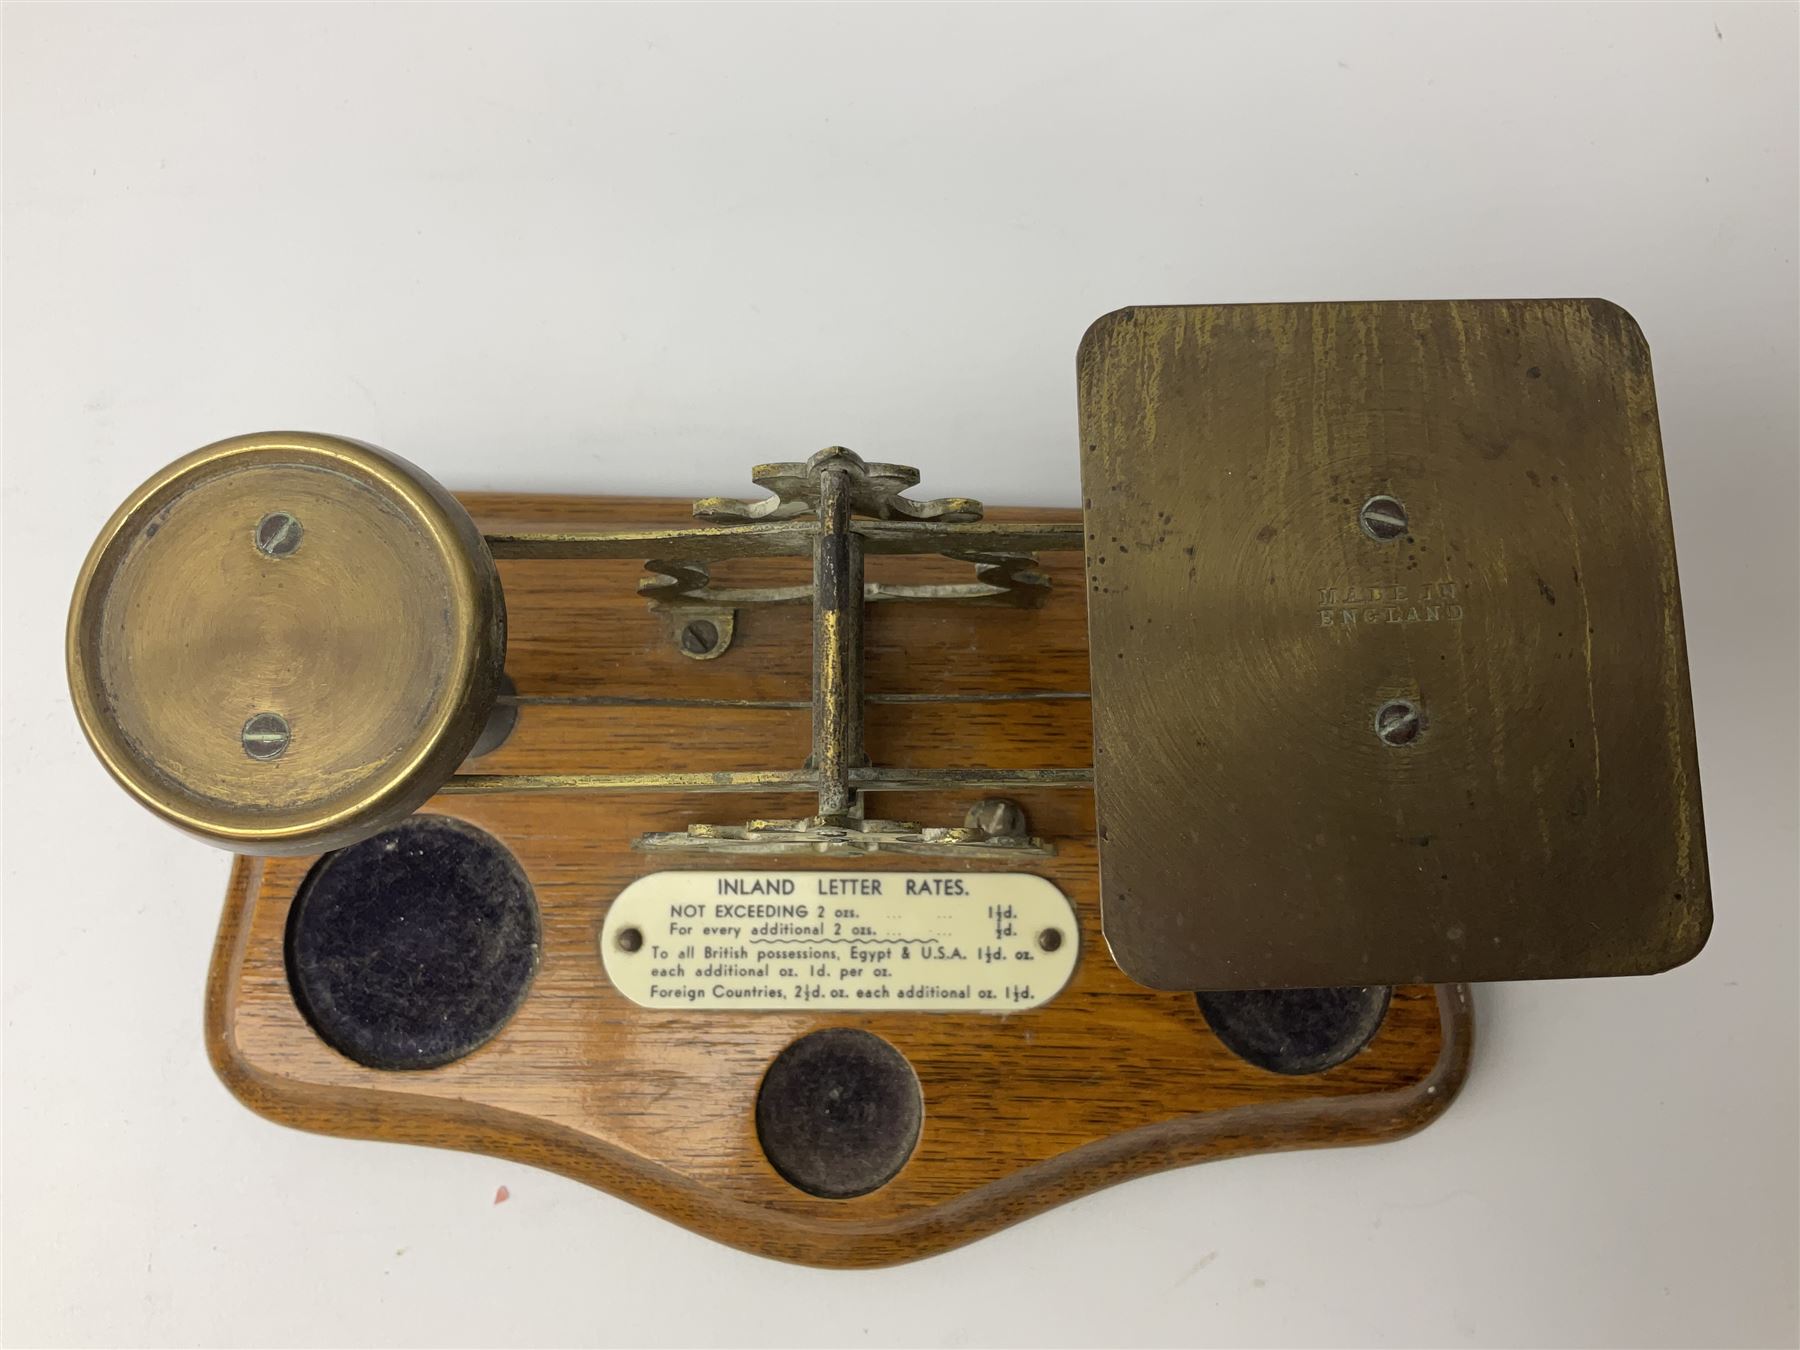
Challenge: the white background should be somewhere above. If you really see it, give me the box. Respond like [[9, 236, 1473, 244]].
[[4, 5, 1796, 1346]]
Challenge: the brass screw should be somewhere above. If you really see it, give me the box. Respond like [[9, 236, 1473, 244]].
[[1358, 495, 1407, 542], [241, 711, 291, 760], [1374, 699, 1423, 747], [254, 511, 303, 557], [616, 927, 644, 953], [680, 619, 719, 655], [1037, 928, 1064, 953]]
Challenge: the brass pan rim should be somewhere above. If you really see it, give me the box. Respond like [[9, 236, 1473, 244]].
[[67, 431, 505, 855]]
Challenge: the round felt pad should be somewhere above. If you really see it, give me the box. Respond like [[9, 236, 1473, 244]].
[[756, 1029, 922, 1199], [1195, 985, 1392, 1076], [286, 815, 539, 1070]]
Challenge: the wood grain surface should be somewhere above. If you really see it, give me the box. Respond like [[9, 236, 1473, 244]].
[[205, 490, 1474, 1268]]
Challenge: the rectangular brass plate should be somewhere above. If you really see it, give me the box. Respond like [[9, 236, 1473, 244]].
[[1079, 299, 1710, 988]]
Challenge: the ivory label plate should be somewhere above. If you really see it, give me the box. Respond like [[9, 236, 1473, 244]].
[[600, 871, 1078, 1011]]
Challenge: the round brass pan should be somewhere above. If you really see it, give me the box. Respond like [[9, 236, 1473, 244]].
[[67, 432, 504, 855]]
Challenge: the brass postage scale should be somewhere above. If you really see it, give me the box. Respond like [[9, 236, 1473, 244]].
[[68, 301, 1711, 1266]]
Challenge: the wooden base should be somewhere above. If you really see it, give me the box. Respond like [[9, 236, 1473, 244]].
[[205, 491, 1474, 1268]]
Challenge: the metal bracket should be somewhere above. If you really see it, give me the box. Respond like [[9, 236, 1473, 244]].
[[638, 448, 1051, 636], [638, 797, 1052, 859], [474, 448, 1090, 858], [692, 448, 983, 525]]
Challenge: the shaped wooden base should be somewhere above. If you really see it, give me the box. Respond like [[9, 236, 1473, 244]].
[[204, 491, 1473, 1268]]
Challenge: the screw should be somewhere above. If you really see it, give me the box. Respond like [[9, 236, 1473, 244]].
[[965, 797, 1027, 838], [616, 927, 643, 953], [1358, 495, 1408, 542], [1037, 928, 1064, 953], [241, 711, 291, 760], [254, 512, 303, 557], [680, 619, 719, 655], [1374, 699, 1424, 747]]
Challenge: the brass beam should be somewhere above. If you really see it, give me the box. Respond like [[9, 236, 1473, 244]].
[[484, 520, 1085, 561]]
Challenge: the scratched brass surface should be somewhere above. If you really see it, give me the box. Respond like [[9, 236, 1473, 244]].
[[67, 432, 505, 854], [1078, 299, 1710, 988]]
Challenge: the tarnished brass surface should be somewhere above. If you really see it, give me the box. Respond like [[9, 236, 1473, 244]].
[[692, 445, 982, 524], [486, 453, 1077, 616], [811, 461, 865, 819], [482, 519, 1085, 560], [1079, 299, 1710, 988], [636, 815, 1056, 858], [68, 432, 504, 854], [69, 434, 1085, 861], [440, 767, 1094, 794]]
